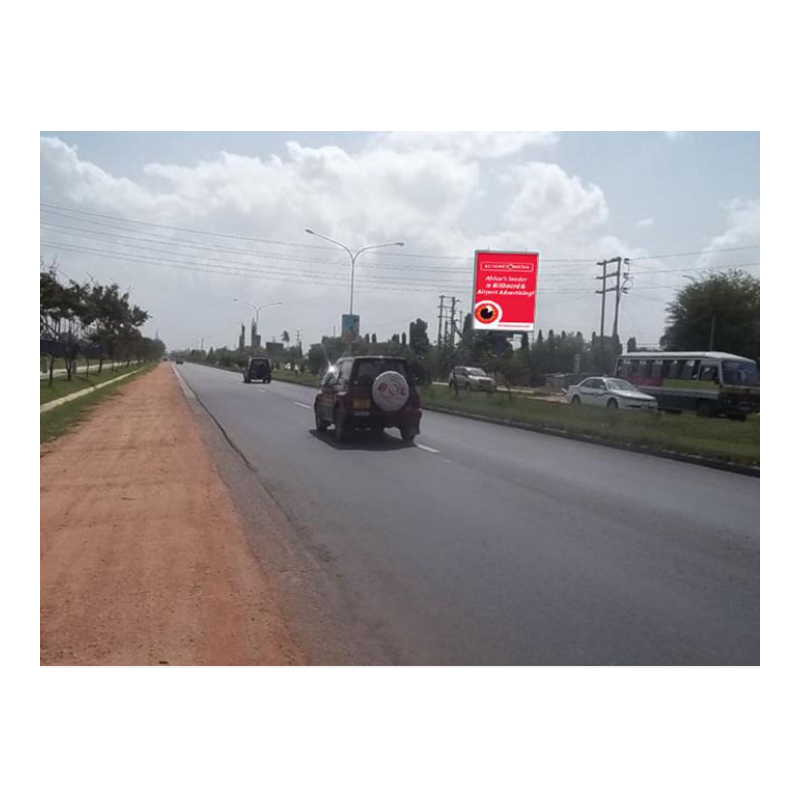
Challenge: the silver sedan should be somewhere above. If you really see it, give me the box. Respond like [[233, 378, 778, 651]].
[[566, 377, 658, 410]]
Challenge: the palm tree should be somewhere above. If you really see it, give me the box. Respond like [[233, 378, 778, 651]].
[[281, 330, 290, 344]]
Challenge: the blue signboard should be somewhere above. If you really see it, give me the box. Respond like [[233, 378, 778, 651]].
[[341, 314, 360, 343]]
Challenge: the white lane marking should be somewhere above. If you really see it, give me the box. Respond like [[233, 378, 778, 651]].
[[415, 443, 440, 453], [294, 401, 313, 409], [258, 388, 266, 393]]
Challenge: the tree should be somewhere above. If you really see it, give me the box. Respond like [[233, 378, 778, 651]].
[[281, 330, 290, 344], [626, 336, 637, 353], [662, 270, 759, 360], [408, 319, 430, 356], [401, 331, 407, 346]]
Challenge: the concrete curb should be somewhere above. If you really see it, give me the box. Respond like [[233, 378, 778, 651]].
[[40, 369, 143, 413], [421, 403, 760, 478]]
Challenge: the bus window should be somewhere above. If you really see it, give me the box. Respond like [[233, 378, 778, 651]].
[[615, 360, 627, 377], [668, 360, 682, 379], [680, 360, 699, 380], [661, 360, 672, 379], [643, 360, 654, 378], [699, 365, 719, 383], [653, 360, 663, 380]]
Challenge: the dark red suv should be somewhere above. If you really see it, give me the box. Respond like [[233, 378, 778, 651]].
[[314, 356, 422, 443]]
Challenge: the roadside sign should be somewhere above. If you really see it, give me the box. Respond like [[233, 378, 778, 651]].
[[473, 250, 539, 332], [341, 314, 360, 343]]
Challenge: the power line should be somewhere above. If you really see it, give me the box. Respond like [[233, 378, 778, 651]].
[[40, 239, 603, 297], [39, 226, 599, 288], [630, 244, 759, 261], [40, 241, 459, 293], [628, 260, 760, 275], [39, 203, 600, 266]]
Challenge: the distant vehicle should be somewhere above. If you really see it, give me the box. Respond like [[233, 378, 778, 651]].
[[243, 356, 272, 384], [448, 366, 496, 393], [314, 356, 422, 443], [567, 377, 658, 411], [175, 358, 184, 365], [615, 351, 759, 419]]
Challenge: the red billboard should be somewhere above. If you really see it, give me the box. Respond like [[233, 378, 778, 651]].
[[472, 250, 539, 332]]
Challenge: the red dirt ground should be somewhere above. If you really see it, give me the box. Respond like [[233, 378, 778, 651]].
[[40, 364, 305, 665]]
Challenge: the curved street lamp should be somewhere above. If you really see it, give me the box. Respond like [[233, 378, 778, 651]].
[[232, 298, 282, 345], [305, 229, 404, 316]]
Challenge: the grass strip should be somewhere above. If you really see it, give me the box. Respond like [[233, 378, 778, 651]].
[[40, 364, 155, 444], [40, 364, 145, 405], [418, 385, 759, 465]]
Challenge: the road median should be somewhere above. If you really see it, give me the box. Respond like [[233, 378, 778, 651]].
[[418, 385, 759, 475]]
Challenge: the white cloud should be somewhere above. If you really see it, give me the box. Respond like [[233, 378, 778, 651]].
[[378, 131, 557, 159], [502, 162, 608, 236], [663, 131, 687, 140], [699, 198, 760, 265], [635, 217, 654, 228]]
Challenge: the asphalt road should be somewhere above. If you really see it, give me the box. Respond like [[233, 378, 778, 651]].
[[177, 363, 759, 665]]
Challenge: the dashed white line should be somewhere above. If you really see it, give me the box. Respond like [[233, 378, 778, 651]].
[[294, 401, 313, 409], [415, 443, 440, 454]]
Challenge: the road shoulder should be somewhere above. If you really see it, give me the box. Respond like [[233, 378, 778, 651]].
[[40, 363, 305, 665]]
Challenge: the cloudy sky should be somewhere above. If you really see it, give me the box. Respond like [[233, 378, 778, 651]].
[[40, 131, 759, 351]]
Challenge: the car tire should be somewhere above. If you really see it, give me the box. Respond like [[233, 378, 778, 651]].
[[334, 408, 350, 442], [571, 395, 581, 405], [244, 377, 251, 384], [607, 398, 619, 409], [400, 425, 416, 443], [315, 408, 329, 432]]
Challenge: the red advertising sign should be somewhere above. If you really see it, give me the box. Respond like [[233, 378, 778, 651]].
[[473, 250, 539, 331]]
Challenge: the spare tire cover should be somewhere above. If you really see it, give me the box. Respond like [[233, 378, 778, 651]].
[[372, 371, 409, 412]]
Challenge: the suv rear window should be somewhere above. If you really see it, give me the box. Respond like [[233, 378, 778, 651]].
[[352, 359, 408, 385]]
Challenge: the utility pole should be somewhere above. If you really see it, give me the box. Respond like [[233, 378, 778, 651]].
[[449, 296, 460, 348], [295, 329, 301, 349], [709, 315, 716, 351], [596, 257, 622, 372], [611, 258, 622, 342], [437, 295, 445, 347]]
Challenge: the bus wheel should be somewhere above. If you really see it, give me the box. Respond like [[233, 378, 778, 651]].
[[697, 400, 714, 417]]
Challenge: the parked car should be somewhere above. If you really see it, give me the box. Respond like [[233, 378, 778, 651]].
[[566, 377, 658, 410], [314, 356, 422, 443], [448, 366, 496, 393], [243, 356, 272, 384]]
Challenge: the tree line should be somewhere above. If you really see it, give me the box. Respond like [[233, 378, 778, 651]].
[[40, 261, 165, 384], [179, 269, 759, 388]]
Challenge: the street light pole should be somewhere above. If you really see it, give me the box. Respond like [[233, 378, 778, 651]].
[[305, 229, 404, 316], [232, 298, 282, 345]]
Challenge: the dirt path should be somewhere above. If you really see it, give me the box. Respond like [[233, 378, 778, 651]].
[[41, 363, 305, 665]]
